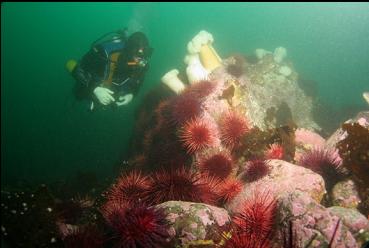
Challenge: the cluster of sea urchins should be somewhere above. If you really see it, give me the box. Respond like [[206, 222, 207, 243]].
[[141, 77, 251, 168], [100, 167, 223, 247], [139, 79, 222, 170], [99, 170, 169, 248], [100, 78, 263, 247], [101, 200, 170, 248]]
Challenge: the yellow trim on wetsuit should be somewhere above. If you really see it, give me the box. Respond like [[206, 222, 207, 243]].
[[102, 52, 120, 87]]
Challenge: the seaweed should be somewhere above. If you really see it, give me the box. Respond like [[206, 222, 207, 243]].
[[236, 123, 296, 163], [220, 84, 235, 105], [337, 122, 369, 215], [337, 122, 369, 186]]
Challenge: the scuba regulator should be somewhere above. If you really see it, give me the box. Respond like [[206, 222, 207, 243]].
[[127, 47, 153, 68]]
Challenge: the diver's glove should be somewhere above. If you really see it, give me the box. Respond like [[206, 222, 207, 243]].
[[93, 86, 115, 105], [116, 94, 133, 106]]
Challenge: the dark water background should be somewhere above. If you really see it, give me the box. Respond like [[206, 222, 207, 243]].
[[2, 2, 369, 186]]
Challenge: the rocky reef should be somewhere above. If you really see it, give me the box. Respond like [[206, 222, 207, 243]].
[[233, 48, 320, 131], [3, 30, 369, 248]]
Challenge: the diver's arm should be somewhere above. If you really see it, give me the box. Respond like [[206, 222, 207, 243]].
[[73, 67, 116, 107], [114, 76, 143, 107], [72, 65, 95, 89], [72, 47, 108, 99]]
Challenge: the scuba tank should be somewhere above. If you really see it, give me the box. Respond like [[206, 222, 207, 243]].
[[90, 28, 128, 65], [91, 28, 128, 48]]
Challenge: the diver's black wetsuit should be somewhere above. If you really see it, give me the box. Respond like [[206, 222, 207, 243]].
[[72, 40, 148, 103]]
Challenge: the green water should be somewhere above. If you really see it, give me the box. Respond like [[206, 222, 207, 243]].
[[2, 2, 369, 186]]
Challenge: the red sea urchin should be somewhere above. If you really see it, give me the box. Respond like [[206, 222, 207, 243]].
[[220, 111, 249, 149], [232, 190, 277, 244], [179, 117, 218, 154], [197, 151, 234, 179], [265, 143, 284, 160], [184, 79, 217, 99], [298, 147, 346, 190], [243, 159, 271, 182], [145, 166, 218, 205], [106, 170, 152, 204], [154, 100, 175, 128], [171, 93, 203, 125], [145, 124, 189, 170], [197, 173, 222, 205], [217, 178, 243, 205], [101, 201, 170, 248]]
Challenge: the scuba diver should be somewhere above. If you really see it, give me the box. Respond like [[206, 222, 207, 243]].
[[66, 29, 153, 110]]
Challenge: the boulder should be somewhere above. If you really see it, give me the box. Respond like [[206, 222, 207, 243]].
[[229, 159, 326, 212], [328, 206, 369, 246], [156, 201, 230, 247], [331, 179, 361, 209], [275, 191, 358, 248]]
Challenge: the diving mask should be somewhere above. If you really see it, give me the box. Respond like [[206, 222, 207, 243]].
[[127, 57, 149, 68], [127, 47, 153, 68]]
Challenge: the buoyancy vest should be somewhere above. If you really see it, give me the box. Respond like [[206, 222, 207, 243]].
[[94, 39, 125, 87]]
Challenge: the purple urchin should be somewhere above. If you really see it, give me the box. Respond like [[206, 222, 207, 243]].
[[298, 147, 346, 190]]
